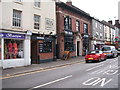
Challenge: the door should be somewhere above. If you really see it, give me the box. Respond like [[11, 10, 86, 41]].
[[31, 40, 38, 64], [77, 41, 80, 56]]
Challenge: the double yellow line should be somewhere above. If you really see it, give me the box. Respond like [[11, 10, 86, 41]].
[[1, 61, 84, 80]]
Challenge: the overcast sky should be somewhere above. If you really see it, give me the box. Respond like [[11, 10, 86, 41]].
[[61, 0, 120, 22]]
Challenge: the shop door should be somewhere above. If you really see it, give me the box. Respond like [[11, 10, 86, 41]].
[[31, 41, 38, 64], [56, 44, 59, 59], [77, 41, 80, 56]]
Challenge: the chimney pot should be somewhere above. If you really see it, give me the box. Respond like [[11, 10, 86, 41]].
[[66, 0, 72, 6]]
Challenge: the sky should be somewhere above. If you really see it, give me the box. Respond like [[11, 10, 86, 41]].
[[61, 0, 120, 23]]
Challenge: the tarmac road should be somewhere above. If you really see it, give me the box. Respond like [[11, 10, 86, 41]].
[[2, 56, 119, 89]]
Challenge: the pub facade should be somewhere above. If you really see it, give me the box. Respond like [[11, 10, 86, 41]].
[[56, 0, 91, 59]]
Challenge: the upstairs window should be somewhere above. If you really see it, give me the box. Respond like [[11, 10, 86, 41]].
[[83, 23, 88, 33], [34, 0, 40, 8], [64, 16, 72, 30], [76, 20, 80, 32], [34, 15, 40, 30], [12, 10, 22, 27], [16, 0, 22, 2]]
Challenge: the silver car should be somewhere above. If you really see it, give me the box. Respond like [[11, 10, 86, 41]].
[[102, 45, 118, 58]]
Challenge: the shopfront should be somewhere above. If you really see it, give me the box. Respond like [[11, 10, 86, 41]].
[[0, 32, 31, 69], [31, 34, 56, 64]]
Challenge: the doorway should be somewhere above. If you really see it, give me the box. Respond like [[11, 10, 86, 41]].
[[77, 41, 80, 56], [31, 40, 38, 64]]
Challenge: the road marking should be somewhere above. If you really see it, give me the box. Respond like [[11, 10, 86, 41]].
[[82, 77, 112, 87], [29, 75, 72, 89], [86, 64, 104, 71]]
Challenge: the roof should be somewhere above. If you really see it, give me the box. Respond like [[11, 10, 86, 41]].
[[102, 20, 115, 29], [56, 2, 92, 19]]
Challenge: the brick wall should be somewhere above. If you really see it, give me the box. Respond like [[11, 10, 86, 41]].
[[56, 4, 91, 58]]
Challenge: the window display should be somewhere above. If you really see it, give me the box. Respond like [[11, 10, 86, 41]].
[[39, 40, 52, 53], [64, 37, 75, 51], [4, 39, 24, 59]]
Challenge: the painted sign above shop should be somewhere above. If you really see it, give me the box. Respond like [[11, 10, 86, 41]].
[[0, 33, 25, 39]]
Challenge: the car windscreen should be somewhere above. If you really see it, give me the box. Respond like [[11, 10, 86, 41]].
[[89, 51, 99, 54], [102, 47, 111, 51]]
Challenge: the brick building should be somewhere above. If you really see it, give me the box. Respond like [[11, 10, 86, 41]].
[[56, 0, 91, 59]]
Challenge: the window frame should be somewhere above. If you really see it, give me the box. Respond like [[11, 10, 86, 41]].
[[76, 20, 80, 32], [83, 23, 88, 33], [34, 0, 41, 8], [12, 9, 22, 28], [34, 14, 40, 30]]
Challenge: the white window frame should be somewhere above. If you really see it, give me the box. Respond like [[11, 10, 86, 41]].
[[76, 20, 80, 32], [12, 10, 22, 27], [34, 14, 40, 30], [34, 0, 40, 8]]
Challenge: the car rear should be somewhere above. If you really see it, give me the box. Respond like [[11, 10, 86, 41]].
[[85, 51, 100, 63]]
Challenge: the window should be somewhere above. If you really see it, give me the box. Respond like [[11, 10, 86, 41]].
[[76, 20, 80, 32], [64, 16, 72, 30], [105, 33, 107, 39], [39, 41, 52, 53], [16, 0, 22, 2], [96, 22, 97, 27], [34, 0, 40, 8], [13, 10, 22, 27], [100, 25, 102, 29], [64, 37, 75, 51], [4, 39, 24, 59], [83, 23, 88, 33], [100, 33, 102, 39], [34, 15, 40, 30]]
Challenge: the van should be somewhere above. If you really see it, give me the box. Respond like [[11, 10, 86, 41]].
[[101, 45, 118, 58]]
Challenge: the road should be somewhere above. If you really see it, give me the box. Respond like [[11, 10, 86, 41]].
[[2, 56, 119, 89]]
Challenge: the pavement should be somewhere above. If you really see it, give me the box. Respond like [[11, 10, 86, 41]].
[[2, 56, 85, 77]]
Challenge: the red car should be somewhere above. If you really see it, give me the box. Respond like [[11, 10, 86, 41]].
[[85, 50, 107, 63]]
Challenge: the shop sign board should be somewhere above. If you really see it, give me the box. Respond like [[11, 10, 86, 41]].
[[0, 33, 25, 39]]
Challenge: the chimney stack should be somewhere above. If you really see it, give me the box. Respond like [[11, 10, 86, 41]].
[[115, 20, 119, 24], [108, 20, 112, 25], [66, 0, 72, 6]]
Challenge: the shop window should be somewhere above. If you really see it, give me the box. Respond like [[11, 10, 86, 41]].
[[0, 39, 1, 60], [64, 37, 75, 51], [4, 39, 24, 59], [39, 40, 52, 53]]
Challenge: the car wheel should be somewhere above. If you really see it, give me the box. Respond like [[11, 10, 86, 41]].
[[98, 58, 101, 62], [113, 53, 116, 58], [104, 56, 107, 60]]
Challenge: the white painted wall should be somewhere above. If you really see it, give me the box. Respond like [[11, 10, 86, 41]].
[[118, 1, 120, 23], [0, 2, 2, 29], [1, 0, 56, 34], [104, 25, 110, 41]]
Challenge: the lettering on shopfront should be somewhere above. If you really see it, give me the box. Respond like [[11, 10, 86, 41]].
[[0, 33, 25, 39]]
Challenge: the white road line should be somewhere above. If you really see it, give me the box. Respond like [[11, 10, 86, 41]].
[[29, 75, 72, 89], [86, 64, 104, 71]]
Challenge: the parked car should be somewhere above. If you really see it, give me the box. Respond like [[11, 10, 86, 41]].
[[101, 45, 118, 58], [85, 50, 107, 63], [117, 50, 120, 55]]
